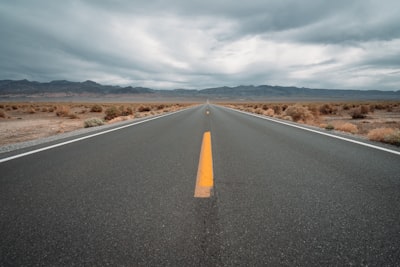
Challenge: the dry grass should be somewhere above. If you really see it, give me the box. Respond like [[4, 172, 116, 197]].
[[56, 105, 71, 117], [368, 128, 400, 145], [138, 105, 151, 112], [333, 122, 358, 134], [221, 101, 400, 145], [319, 104, 334, 115], [0, 101, 195, 146], [264, 108, 275, 116], [84, 117, 104, 128], [284, 105, 314, 122], [90, 104, 103, 112]]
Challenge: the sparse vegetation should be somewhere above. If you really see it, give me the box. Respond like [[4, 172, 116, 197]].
[[368, 128, 400, 145], [349, 107, 366, 119], [319, 104, 333, 115], [334, 122, 358, 134], [68, 113, 79, 119], [84, 117, 104, 128], [264, 108, 275, 116], [283, 105, 314, 122], [325, 124, 334, 130], [222, 101, 400, 146], [104, 106, 120, 120], [0, 101, 193, 146], [90, 104, 103, 112], [56, 105, 71, 117], [138, 105, 151, 112]]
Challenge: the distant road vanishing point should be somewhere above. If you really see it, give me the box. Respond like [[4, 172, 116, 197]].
[[1, 104, 399, 266]]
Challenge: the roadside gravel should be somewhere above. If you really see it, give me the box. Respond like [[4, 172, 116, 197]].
[[0, 115, 158, 154]]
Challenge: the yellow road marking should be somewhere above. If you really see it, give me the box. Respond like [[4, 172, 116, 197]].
[[194, 131, 214, 198]]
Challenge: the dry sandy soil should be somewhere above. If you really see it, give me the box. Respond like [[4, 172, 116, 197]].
[[1, 101, 399, 147], [0, 102, 193, 146], [222, 101, 400, 146]]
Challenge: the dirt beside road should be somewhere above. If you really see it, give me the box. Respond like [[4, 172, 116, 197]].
[[222, 101, 400, 146], [0, 102, 193, 146]]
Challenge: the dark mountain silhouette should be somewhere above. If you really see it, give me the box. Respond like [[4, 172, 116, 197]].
[[195, 85, 400, 99], [0, 79, 399, 100], [0, 80, 153, 95]]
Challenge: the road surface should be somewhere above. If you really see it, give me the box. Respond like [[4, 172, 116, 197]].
[[1, 104, 400, 266]]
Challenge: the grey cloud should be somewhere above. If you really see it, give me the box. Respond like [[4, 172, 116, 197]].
[[0, 0, 400, 90]]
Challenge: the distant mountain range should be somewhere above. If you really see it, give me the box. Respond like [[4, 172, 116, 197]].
[[1, 79, 399, 100]]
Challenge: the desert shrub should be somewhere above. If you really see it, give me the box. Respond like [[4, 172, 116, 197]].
[[374, 103, 385, 110], [334, 122, 358, 134], [319, 104, 333, 115], [272, 105, 282, 115], [48, 107, 54, 112], [138, 105, 151, 112], [12, 105, 18, 110], [56, 105, 70, 117], [307, 104, 319, 117], [262, 104, 269, 111], [157, 104, 165, 110], [28, 108, 36, 114], [126, 107, 134, 115], [84, 117, 104, 128], [368, 105, 375, 113], [349, 108, 366, 119], [68, 113, 79, 119], [41, 107, 48, 112], [282, 116, 293, 121], [104, 106, 120, 120], [360, 105, 369, 114], [368, 128, 400, 145], [255, 108, 263, 114], [343, 104, 351, 110], [90, 104, 103, 112], [325, 124, 335, 130], [119, 105, 126, 115], [0, 104, 3, 109], [0, 110, 6, 118], [284, 105, 313, 122], [264, 108, 275, 117]]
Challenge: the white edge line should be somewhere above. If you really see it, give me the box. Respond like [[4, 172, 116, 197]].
[[0, 107, 193, 163], [218, 105, 400, 156]]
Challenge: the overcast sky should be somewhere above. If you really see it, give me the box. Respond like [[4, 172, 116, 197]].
[[1, 1, 400, 90]]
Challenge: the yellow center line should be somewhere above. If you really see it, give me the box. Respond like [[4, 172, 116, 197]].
[[194, 131, 214, 198]]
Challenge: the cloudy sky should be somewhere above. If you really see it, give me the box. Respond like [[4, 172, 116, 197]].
[[1, 0, 400, 90]]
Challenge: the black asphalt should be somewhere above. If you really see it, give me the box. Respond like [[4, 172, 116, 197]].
[[1, 104, 399, 266]]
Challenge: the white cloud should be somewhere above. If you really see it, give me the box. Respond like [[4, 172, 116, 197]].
[[0, 0, 399, 90]]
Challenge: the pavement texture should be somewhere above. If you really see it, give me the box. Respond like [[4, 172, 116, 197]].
[[1, 104, 400, 266]]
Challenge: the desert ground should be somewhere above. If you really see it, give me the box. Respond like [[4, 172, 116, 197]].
[[0, 102, 193, 146], [1, 101, 399, 147], [221, 101, 400, 146]]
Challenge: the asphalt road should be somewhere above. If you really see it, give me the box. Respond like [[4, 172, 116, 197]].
[[1, 104, 400, 266]]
